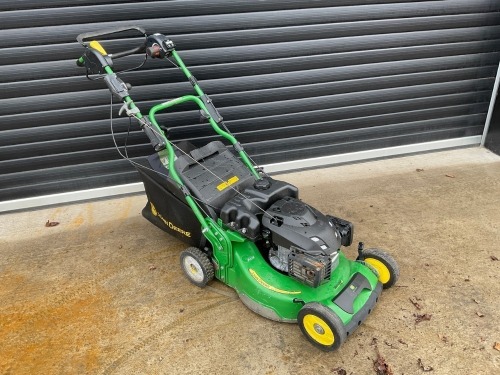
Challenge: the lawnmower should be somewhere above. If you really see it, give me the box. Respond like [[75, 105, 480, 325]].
[[76, 26, 399, 351]]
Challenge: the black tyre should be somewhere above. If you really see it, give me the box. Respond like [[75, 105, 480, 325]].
[[297, 302, 347, 352], [179, 247, 214, 288], [359, 248, 399, 289]]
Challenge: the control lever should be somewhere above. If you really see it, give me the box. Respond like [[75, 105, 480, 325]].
[[146, 33, 176, 58], [119, 102, 140, 117]]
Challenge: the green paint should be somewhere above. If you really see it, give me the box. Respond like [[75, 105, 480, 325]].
[[226, 243, 380, 322]]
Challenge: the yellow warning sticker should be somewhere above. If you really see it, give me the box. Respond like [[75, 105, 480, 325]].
[[216, 176, 239, 191]]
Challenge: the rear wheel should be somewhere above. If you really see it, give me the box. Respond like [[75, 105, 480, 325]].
[[359, 248, 399, 289], [297, 302, 346, 351], [180, 247, 214, 288]]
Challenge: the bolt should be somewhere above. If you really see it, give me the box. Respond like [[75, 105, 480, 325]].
[[357, 242, 364, 258], [313, 323, 325, 335]]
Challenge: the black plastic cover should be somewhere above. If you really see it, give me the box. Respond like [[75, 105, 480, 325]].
[[262, 198, 341, 254], [327, 215, 354, 247], [135, 160, 207, 249], [220, 178, 299, 240], [344, 282, 382, 336], [175, 141, 255, 213], [82, 48, 113, 74], [332, 272, 372, 314], [104, 73, 129, 99]]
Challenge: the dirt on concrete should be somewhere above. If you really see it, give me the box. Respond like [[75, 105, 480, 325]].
[[0, 147, 499, 375]]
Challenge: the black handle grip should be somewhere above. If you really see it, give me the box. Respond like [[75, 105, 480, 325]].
[[110, 43, 146, 59], [76, 26, 146, 44]]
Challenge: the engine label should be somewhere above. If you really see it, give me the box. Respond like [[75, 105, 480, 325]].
[[249, 269, 301, 295]]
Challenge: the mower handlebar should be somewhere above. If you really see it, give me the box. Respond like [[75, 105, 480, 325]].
[[109, 43, 146, 59], [76, 26, 147, 66], [76, 26, 146, 44]]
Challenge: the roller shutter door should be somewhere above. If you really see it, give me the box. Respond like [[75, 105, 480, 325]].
[[1, 0, 499, 204]]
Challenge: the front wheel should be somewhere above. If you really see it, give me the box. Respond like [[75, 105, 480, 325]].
[[358, 248, 399, 289], [180, 247, 214, 288], [297, 302, 346, 352]]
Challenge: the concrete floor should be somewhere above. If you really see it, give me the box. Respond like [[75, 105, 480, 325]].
[[1, 147, 500, 375]]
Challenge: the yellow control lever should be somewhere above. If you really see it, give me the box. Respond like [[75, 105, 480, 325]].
[[89, 40, 107, 55]]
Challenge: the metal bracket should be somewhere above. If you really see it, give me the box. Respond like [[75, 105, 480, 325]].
[[200, 94, 223, 124], [189, 75, 198, 87], [180, 185, 191, 196], [233, 142, 244, 152], [104, 73, 130, 100]]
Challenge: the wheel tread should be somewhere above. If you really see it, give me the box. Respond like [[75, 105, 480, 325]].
[[361, 248, 399, 289], [298, 302, 346, 351], [180, 247, 214, 287]]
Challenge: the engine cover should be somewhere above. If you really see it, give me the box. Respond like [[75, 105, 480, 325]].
[[262, 197, 342, 287], [262, 197, 341, 254]]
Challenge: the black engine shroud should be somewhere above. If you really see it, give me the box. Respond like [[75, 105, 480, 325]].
[[262, 197, 345, 287]]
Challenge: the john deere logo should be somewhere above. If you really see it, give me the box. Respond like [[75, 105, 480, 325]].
[[150, 203, 191, 238], [249, 269, 301, 295], [150, 203, 158, 216]]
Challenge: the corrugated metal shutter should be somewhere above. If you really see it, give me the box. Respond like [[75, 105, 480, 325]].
[[1, 0, 499, 202]]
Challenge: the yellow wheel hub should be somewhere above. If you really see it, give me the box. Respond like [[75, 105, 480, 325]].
[[302, 314, 334, 346], [365, 258, 391, 284]]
